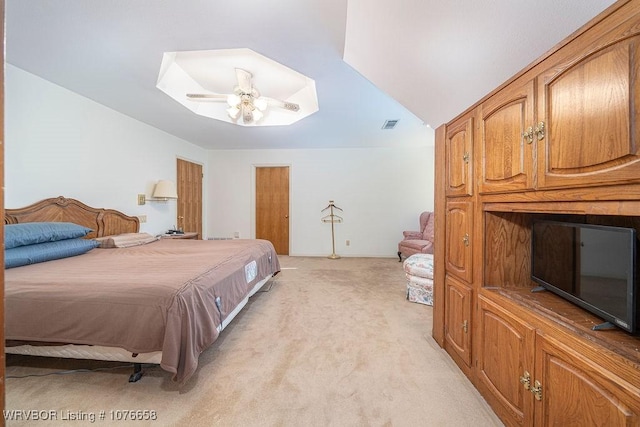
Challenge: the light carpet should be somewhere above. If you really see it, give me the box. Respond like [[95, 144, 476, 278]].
[[5, 256, 503, 426]]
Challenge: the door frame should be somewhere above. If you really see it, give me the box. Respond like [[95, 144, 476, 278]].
[[251, 163, 291, 251]]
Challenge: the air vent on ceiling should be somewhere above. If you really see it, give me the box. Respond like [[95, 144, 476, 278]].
[[382, 119, 399, 130]]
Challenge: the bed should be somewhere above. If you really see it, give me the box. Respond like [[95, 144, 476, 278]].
[[4, 196, 280, 384]]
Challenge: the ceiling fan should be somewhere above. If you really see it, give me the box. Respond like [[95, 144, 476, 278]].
[[186, 68, 300, 124]]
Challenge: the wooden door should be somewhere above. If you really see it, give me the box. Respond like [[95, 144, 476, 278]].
[[537, 30, 640, 189], [445, 200, 473, 283], [535, 334, 640, 426], [256, 166, 289, 255], [477, 295, 536, 427], [480, 78, 536, 193], [445, 110, 474, 197], [444, 275, 472, 368], [176, 159, 202, 239]]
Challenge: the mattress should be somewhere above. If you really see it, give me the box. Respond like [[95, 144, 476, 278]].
[[6, 273, 274, 365], [5, 238, 280, 383]]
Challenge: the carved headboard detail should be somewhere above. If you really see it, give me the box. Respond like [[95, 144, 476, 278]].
[[4, 196, 140, 238]]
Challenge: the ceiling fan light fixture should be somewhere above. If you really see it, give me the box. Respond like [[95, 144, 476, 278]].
[[242, 107, 253, 123], [254, 98, 268, 111], [157, 48, 319, 127], [227, 94, 241, 107], [252, 109, 264, 122], [227, 106, 241, 119]]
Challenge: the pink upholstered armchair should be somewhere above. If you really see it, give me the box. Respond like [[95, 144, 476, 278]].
[[398, 211, 435, 262]]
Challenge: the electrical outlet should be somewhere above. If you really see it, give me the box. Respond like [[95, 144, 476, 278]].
[[346, 240, 350, 246], [137, 194, 146, 205], [137, 215, 147, 223], [234, 231, 240, 239]]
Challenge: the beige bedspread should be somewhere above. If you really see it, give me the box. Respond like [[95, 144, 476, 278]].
[[5, 238, 280, 384]]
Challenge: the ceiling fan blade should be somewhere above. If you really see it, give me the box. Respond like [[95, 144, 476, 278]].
[[262, 97, 300, 112], [235, 68, 253, 94], [186, 93, 228, 101]]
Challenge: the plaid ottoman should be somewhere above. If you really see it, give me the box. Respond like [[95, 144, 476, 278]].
[[403, 253, 434, 306]]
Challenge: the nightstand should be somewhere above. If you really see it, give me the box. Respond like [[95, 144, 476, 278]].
[[161, 232, 199, 240]]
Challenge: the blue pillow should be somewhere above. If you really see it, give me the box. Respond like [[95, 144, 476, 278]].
[[5, 222, 93, 249], [5, 238, 100, 268]]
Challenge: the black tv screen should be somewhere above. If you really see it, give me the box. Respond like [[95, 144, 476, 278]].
[[531, 220, 638, 333]]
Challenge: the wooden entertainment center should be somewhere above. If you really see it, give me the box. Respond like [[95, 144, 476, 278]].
[[433, 1, 640, 425]]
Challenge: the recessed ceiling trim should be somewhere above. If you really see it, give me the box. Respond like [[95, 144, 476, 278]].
[[156, 48, 319, 127]]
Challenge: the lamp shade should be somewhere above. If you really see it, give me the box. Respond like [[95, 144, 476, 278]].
[[152, 180, 178, 200]]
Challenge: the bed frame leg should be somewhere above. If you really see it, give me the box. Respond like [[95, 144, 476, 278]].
[[128, 363, 144, 382]]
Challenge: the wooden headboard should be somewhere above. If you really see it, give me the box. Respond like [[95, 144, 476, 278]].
[[4, 196, 140, 238]]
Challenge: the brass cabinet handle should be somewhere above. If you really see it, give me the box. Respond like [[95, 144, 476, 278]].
[[462, 320, 468, 333], [519, 371, 531, 390], [522, 126, 534, 144], [462, 152, 470, 163], [531, 380, 543, 401], [535, 121, 545, 140], [519, 371, 542, 400], [462, 234, 470, 246]]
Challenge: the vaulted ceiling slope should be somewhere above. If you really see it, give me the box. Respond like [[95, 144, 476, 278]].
[[344, 0, 617, 128], [6, 0, 616, 150]]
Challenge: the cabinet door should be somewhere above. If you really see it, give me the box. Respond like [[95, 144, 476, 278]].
[[445, 111, 474, 197], [535, 334, 640, 427], [445, 200, 473, 283], [480, 78, 536, 193], [477, 295, 536, 427], [537, 30, 640, 189], [444, 275, 472, 367]]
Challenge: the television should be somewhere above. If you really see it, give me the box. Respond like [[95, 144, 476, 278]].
[[531, 220, 639, 334]]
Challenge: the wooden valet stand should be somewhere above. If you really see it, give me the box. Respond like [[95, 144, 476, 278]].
[[321, 200, 343, 259]]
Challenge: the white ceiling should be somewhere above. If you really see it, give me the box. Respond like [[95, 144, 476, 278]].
[[5, 0, 616, 150]]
